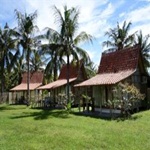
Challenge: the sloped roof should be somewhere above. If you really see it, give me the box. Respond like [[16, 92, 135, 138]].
[[38, 78, 77, 90], [98, 45, 140, 73], [21, 71, 43, 83], [58, 63, 79, 79], [10, 71, 43, 91], [75, 70, 135, 87], [38, 61, 87, 90], [11, 83, 42, 91], [75, 45, 140, 87]]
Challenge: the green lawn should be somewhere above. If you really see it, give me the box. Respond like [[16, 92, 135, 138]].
[[0, 105, 149, 150]]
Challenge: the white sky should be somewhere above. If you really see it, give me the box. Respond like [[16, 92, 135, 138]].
[[0, 0, 150, 66]]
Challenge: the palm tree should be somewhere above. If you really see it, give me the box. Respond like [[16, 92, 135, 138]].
[[51, 5, 93, 105], [134, 30, 150, 70], [38, 28, 66, 81], [29, 48, 45, 72], [84, 61, 97, 78], [0, 23, 18, 97], [103, 21, 135, 50], [12, 54, 26, 86], [43, 47, 65, 82], [15, 10, 38, 104]]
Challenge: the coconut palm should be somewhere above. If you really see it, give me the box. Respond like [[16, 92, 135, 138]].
[[103, 21, 135, 50], [0, 23, 18, 96], [14, 10, 38, 104], [29, 48, 45, 72], [84, 61, 97, 78], [134, 30, 150, 70], [12, 54, 26, 85], [51, 5, 93, 105], [43, 46, 65, 82], [38, 28, 66, 81]]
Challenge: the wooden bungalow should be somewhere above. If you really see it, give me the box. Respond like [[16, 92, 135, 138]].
[[10, 71, 43, 104], [75, 45, 149, 113], [38, 61, 87, 106]]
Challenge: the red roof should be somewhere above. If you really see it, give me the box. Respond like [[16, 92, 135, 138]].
[[10, 71, 43, 91], [38, 78, 77, 90], [21, 71, 43, 83], [98, 45, 140, 74], [58, 63, 79, 79], [75, 70, 135, 87], [11, 83, 42, 91], [75, 45, 140, 87], [38, 61, 86, 90]]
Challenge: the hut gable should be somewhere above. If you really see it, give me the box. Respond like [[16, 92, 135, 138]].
[[21, 71, 43, 84], [58, 63, 79, 79], [98, 45, 140, 74], [58, 61, 86, 80]]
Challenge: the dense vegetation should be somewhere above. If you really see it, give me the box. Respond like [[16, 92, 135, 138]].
[[0, 6, 150, 103], [0, 6, 95, 97]]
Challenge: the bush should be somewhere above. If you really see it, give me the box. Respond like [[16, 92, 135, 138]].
[[107, 82, 145, 118]]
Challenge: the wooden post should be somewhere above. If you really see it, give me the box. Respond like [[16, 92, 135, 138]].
[[85, 87, 89, 112], [78, 87, 81, 112], [100, 86, 102, 114], [91, 97, 95, 112]]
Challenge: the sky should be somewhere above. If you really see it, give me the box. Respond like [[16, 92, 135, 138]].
[[0, 0, 150, 67]]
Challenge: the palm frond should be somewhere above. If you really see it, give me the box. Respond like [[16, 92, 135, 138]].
[[74, 31, 93, 45], [74, 46, 91, 64]]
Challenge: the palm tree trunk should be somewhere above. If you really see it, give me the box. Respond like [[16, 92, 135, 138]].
[[1, 57, 4, 101], [54, 62, 57, 81], [66, 54, 70, 104], [27, 47, 30, 106]]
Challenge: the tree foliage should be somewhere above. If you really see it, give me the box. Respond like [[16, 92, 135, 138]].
[[108, 82, 145, 118], [0, 23, 18, 94], [134, 30, 150, 69], [103, 21, 135, 50]]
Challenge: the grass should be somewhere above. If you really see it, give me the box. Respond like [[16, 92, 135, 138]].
[[0, 104, 150, 150]]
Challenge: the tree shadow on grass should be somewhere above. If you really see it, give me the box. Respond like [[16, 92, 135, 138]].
[[10, 108, 70, 120], [0, 105, 25, 111], [116, 115, 143, 122], [0, 106, 9, 111], [72, 111, 143, 121], [130, 115, 142, 120], [71, 111, 112, 121]]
